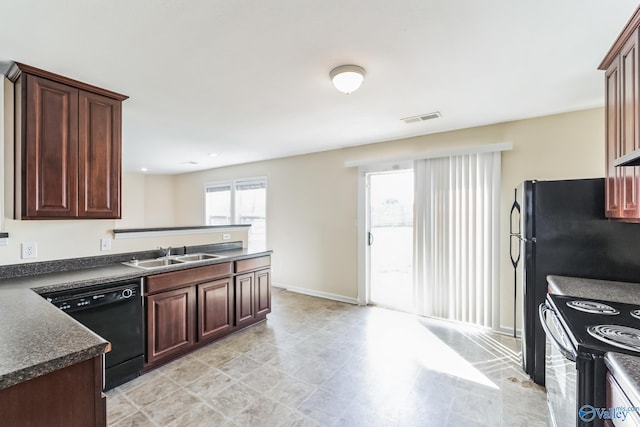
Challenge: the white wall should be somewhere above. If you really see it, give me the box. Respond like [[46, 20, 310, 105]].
[[174, 108, 605, 332]]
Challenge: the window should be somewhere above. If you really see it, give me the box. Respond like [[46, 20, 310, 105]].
[[205, 182, 232, 225], [205, 177, 267, 246]]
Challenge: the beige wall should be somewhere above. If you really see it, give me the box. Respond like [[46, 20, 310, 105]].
[[0, 171, 246, 265], [174, 108, 605, 332]]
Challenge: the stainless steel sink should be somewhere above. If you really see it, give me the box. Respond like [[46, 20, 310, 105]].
[[175, 253, 227, 262], [124, 252, 226, 269], [132, 258, 186, 269]]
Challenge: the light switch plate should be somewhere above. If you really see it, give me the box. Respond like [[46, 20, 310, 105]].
[[101, 238, 112, 251], [21, 242, 37, 259]]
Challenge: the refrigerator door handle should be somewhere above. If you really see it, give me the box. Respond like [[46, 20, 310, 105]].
[[510, 194, 522, 339], [509, 199, 521, 235], [509, 197, 522, 268], [510, 236, 521, 268]]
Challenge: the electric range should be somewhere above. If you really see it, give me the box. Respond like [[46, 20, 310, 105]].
[[540, 294, 640, 427]]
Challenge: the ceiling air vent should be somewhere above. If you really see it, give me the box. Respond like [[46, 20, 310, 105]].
[[401, 111, 442, 124]]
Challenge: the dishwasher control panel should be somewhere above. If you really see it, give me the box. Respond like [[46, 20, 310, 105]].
[[44, 282, 140, 313]]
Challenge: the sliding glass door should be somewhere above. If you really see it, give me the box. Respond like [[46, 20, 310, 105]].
[[366, 170, 414, 312]]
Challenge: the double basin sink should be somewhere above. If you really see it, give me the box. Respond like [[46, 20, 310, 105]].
[[124, 253, 227, 270]]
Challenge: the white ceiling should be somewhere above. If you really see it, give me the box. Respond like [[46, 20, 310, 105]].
[[1, 0, 638, 174]]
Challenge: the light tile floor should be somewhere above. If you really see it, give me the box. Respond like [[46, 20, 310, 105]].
[[107, 289, 547, 426]]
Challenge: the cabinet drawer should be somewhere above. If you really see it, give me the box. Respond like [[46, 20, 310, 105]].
[[146, 262, 232, 294], [235, 256, 271, 273]]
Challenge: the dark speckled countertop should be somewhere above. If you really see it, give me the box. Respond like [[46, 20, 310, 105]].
[[605, 352, 640, 407], [0, 289, 109, 390], [547, 275, 640, 305], [0, 246, 271, 391]]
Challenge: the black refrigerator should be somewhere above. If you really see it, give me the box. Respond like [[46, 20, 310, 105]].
[[512, 178, 640, 386]]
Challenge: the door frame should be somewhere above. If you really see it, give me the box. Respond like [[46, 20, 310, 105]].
[[356, 161, 413, 305]]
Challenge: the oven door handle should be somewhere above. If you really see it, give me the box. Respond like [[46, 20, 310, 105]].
[[538, 302, 577, 362]]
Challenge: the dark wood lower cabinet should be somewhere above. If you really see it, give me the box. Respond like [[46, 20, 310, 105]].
[[198, 278, 234, 342], [255, 268, 272, 318], [235, 268, 272, 325], [146, 286, 195, 364], [144, 257, 271, 369], [235, 272, 255, 327], [0, 356, 105, 427]]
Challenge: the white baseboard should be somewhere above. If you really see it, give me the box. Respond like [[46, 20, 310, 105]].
[[495, 325, 522, 338], [273, 283, 520, 335], [272, 283, 358, 305]]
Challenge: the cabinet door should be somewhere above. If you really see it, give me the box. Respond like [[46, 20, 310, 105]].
[[23, 75, 79, 218], [620, 30, 640, 218], [78, 90, 122, 218], [146, 287, 195, 364], [235, 273, 255, 327], [605, 58, 622, 218], [198, 278, 234, 342], [0, 356, 106, 427], [255, 269, 271, 318]]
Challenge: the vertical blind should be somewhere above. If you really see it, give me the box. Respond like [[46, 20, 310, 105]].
[[413, 151, 500, 328]]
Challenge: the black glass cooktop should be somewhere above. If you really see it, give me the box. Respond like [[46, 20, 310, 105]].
[[547, 294, 640, 357]]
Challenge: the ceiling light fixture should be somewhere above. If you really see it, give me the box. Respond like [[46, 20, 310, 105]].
[[330, 65, 366, 94], [140, 167, 148, 172]]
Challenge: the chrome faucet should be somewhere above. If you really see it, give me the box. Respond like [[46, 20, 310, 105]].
[[158, 246, 172, 257]]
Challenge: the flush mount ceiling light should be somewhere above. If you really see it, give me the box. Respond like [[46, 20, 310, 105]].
[[330, 65, 366, 94]]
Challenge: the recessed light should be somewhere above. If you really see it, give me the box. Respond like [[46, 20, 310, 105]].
[[209, 153, 218, 158], [140, 167, 148, 172]]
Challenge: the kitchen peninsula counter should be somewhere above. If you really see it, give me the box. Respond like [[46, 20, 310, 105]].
[[605, 352, 640, 412], [0, 289, 109, 390], [547, 275, 640, 305], [0, 245, 271, 390]]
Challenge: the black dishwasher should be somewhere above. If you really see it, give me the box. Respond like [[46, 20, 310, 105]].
[[42, 279, 144, 390]]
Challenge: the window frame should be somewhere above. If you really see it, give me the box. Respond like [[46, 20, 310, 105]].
[[204, 176, 267, 244]]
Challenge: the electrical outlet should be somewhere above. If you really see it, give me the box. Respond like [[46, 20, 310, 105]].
[[101, 238, 112, 251], [222, 233, 231, 240], [21, 242, 37, 259]]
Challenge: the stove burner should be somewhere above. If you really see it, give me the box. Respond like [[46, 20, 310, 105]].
[[566, 300, 619, 315], [631, 310, 640, 320], [587, 325, 640, 352]]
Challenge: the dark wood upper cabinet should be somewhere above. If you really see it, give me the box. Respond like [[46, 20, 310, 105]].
[[605, 58, 621, 218], [78, 90, 122, 218], [600, 8, 640, 221], [7, 62, 127, 219], [23, 75, 79, 217]]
